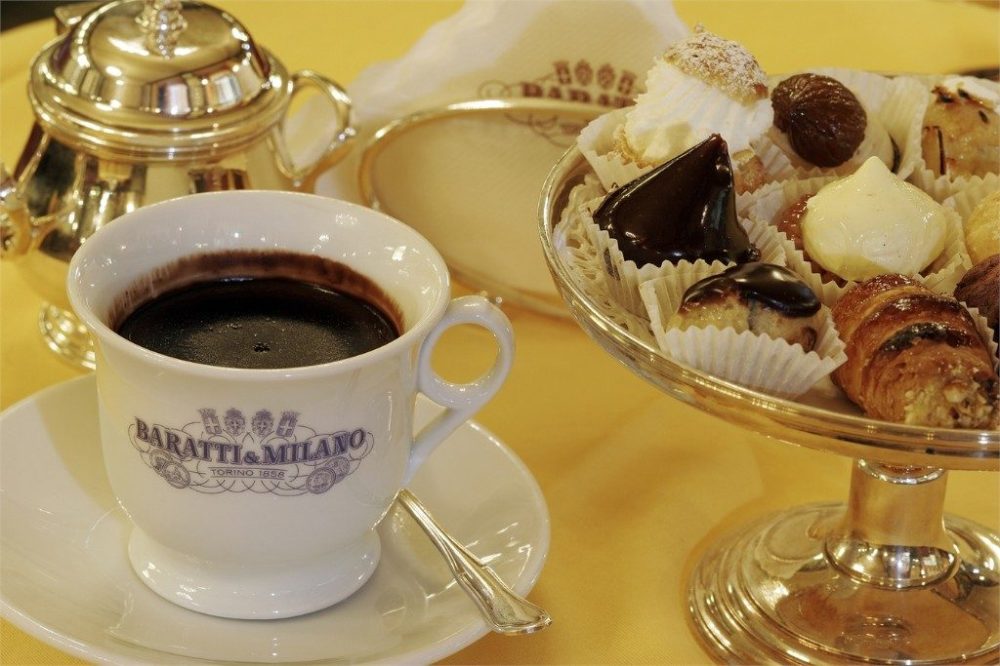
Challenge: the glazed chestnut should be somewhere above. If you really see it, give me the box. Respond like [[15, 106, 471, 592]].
[[772, 73, 867, 167]]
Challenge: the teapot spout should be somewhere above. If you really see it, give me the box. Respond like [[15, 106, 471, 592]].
[[0, 165, 33, 259]]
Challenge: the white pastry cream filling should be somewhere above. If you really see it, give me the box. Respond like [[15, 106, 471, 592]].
[[621, 60, 773, 166], [802, 157, 948, 281]]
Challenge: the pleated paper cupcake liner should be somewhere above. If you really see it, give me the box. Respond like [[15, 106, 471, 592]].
[[944, 172, 1000, 218], [577, 108, 648, 192], [874, 73, 930, 182], [911, 170, 997, 203], [961, 305, 1000, 372], [622, 67, 773, 161], [553, 176, 658, 344], [942, 173, 999, 266]]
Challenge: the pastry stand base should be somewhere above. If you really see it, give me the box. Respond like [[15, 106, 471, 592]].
[[688, 461, 999, 664], [39, 303, 95, 370]]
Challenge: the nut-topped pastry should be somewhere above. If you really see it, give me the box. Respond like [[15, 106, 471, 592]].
[[771, 73, 868, 168], [764, 71, 898, 178], [593, 134, 759, 267], [667, 262, 822, 351]]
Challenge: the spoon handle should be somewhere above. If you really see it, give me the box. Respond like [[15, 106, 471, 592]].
[[396, 489, 552, 635]]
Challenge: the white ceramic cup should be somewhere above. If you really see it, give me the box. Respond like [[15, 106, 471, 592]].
[[66, 191, 514, 620]]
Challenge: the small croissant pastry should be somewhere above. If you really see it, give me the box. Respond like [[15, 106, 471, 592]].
[[832, 274, 997, 428]]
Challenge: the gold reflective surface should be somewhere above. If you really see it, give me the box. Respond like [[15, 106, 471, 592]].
[[1, 0, 355, 369]]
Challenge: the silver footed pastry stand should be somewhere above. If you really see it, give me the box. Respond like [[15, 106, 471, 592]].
[[538, 148, 999, 664]]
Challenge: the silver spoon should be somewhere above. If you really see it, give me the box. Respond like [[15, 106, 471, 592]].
[[396, 488, 552, 635]]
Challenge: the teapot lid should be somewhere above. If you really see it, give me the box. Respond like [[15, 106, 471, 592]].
[[28, 0, 290, 159]]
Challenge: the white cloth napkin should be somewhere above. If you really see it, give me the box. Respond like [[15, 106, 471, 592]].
[[314, 0, 688, 200], [306, 0, 690, 305]]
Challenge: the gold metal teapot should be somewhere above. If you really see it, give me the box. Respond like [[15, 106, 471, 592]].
[[1, 0, 354, 368]]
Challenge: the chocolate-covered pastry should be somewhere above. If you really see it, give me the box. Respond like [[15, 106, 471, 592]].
[[955, 254, 999, 343], [667, 262, 822, 350], [772, 73, 867, 168], [593, 134, 759, 267]]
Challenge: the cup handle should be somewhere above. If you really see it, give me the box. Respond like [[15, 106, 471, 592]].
[[405, 296, 514, 483], [285, 70, 356, 186]]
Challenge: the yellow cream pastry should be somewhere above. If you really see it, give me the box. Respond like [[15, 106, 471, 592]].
[[964, 190, 1000, 265], [801, 157, 948, 282], [616, 26, 772, 168]]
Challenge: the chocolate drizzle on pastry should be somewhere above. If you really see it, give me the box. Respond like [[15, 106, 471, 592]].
[[772, 73, 867, 167], [879, 321, 976, 354], [681, 262, 821, 317], [593, 134, 759, 267]]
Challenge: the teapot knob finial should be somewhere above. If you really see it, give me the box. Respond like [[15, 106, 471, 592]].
[[136, 0, 187, 57]]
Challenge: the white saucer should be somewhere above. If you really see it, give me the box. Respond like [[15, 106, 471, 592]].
[[0, 375, 550, 664]]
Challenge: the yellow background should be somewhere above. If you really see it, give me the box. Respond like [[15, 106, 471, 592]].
[[2, 1, 998, 663]]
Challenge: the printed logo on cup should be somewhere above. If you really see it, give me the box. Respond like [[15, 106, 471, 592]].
[[129, 407, 373, 495]]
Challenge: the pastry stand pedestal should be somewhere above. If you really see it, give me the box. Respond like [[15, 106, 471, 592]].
[[691, 463, 997, 663], [538, 149, 999, 664]]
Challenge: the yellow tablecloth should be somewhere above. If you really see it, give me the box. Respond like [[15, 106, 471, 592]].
[[2, 2, 998, 664]]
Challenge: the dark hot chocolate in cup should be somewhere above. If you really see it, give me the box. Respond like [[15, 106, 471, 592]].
[[112, 250, 402, 369]]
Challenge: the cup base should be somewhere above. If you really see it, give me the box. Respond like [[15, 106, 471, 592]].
[[127, 528, 381, 619]]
